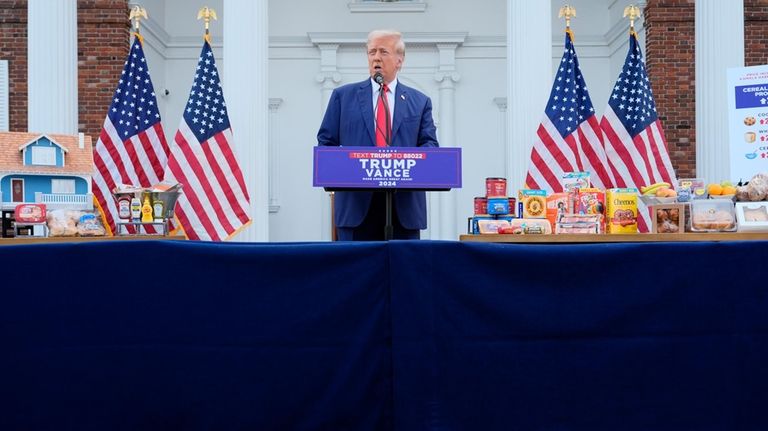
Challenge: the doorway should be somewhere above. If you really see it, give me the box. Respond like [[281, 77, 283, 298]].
[[11, 178, 24, 202]]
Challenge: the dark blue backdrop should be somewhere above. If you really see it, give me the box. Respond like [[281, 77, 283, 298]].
[[1, 240, 767, 430]]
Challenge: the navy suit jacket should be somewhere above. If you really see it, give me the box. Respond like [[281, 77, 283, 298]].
[[317, 79, 439, 229]]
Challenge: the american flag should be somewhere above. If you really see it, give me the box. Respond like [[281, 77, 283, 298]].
[[164, 40, 251, 241], [600, 32, 677, 232], [525, 31, 614, 192], [92, 37, 170, 235]]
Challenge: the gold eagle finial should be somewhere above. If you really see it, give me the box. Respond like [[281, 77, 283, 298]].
[[129, 5, 148, 34], [558, 5, 576, 29], [197, 7, 218, 43], [624, 4, 641, 32]]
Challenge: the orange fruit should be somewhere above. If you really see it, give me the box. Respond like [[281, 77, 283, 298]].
[[708, 184, 723, 196], [722, 185, 736, 195]]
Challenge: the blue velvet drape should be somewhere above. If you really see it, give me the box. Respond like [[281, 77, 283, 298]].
[[1, 240, 767, 430]]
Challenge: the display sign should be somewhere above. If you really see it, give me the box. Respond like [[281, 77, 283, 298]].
[[313, 146, 462, 190], [727, 65, 768, 181]]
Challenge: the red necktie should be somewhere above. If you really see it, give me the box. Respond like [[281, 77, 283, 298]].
[[375, 84, 390, 147]]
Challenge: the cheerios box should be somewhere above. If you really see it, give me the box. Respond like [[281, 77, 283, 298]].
[[518, 189, 547, 219], [605, 188, 638, 233]]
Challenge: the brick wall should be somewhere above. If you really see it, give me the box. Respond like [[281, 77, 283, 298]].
[[77, 0, 130, 141], [745, 0, 768, 67], [0, 0, 28, 132], [0, 0, 128, 140], [645, 0, 768, 179], [644, 0, 696, 179]]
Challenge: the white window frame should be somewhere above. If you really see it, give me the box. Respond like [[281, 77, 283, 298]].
[[31, 146, 57, 166], [51, 179, 76, 194]]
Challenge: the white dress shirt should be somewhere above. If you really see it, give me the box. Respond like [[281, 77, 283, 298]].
[[371, 77, 397, 130]]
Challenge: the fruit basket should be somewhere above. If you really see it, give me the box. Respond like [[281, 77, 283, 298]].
[[639, 182, 677, 205]]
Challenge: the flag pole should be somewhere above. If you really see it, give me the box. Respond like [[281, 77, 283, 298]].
[[129, 5, 148, 44], [623, 4, 641, 37], [197, 6, 218, 44]]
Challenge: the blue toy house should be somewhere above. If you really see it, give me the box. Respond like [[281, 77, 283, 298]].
[[0, 132, 94, 236]]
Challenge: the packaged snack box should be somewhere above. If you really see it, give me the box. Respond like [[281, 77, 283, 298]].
[[562, 171, 591, 192], [556, 214, 603, 234], [651, 203, 685, 234], [498, 218, 552, 234], [518, 189, 547, 219], [469, 215, 494, 234], [606, 188, 638, 233], [678, 178, 707, 200], [477, 218, 511, 234], [576, 188, 605, 215], [690, 200, 736, 232], [546, 193, 569, 230], [576, 188, 606, 231]]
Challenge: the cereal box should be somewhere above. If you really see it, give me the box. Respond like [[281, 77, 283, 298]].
[[605, 188, 638, 233], [518, 189, 547, 219], [575, 188, 605, 232], [562, 171, 591, 192], [546, 193, 569, 230], [576, 188, 605, 215]]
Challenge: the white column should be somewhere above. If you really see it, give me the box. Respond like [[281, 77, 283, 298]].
[[315, 44, 342, 110], [315, 43, 342, 241], [224, 0, 269, 241], [507, 0, 551, 194], [27, 0, 78, 134], [434, 43, 460, 240], [494, 97, 508, 170], [695, 0, 744, 182], [268, 98, 283, 214]]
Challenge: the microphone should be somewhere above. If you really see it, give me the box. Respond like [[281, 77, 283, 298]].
[[373, 71, 390, 146]]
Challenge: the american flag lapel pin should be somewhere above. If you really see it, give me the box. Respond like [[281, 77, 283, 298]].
[[401, 94, 406, 100]]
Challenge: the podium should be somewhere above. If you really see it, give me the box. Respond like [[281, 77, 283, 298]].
[[313, 146, 462, 240]]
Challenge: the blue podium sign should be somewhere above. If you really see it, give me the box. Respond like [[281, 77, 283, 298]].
[[313, 146, 462, 190]]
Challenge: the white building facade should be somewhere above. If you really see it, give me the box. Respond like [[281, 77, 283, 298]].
[[24, 0, 745, 241]]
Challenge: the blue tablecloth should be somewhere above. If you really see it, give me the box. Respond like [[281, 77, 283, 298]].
[[1, 240, 767, 430]]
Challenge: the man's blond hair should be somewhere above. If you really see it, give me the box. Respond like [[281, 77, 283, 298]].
[[367, 29, 406, 56]]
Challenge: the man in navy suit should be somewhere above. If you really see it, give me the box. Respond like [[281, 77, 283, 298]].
[[317, 29, 440, 241]]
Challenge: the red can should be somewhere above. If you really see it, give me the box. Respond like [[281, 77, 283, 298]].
[[507, 197, 517, 217], [485, 177, 507, 198], [474, 197, 488, 215]]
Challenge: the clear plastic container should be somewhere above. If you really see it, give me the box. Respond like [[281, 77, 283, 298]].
[[690, 199, 737, 232]]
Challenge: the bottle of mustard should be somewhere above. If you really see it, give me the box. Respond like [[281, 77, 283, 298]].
[[141, 195, 153, 223]]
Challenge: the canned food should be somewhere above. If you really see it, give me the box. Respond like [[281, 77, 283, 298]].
[[474, 197, 488, 215], [485, 177, 507, 198], [487, 197, 510, 215], [507, 197, 517, 217]]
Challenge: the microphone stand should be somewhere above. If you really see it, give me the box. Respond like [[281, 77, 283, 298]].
[[379, 83, 394, 241]]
